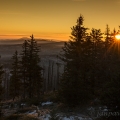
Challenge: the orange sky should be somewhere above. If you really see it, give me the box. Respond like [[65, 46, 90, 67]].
[[0, 0, 120, 40]]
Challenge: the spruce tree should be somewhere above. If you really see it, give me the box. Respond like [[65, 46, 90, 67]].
[[19, 40, 29, 99], [89, 28, 104, 97], [104, 24, 112, 50], [59, 15, 91, 106], [9, 51, 21, 101], [0, 56, 4, 101], [20, 35, 43, 99], [100, 25, 113, 93]]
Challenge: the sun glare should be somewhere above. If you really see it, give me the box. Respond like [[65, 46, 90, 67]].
[[115, 34, 120, 40]]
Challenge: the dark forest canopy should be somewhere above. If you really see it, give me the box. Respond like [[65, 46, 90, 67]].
[[59, 15, 120, 110]]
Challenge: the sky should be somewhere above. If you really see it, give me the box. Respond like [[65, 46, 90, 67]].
[[0, 0, 120, 40]]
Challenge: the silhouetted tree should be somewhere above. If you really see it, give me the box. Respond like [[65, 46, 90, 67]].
[[9, 51, 21, 101], [19, 40, 29, 99], [19, 35, 43, 99], [89, 28, 104, 97], [51, 61, 54, 91], [26, 35, 43, 99], [59, 15, 92, 106], [0, 56, 4, 101], [104, 24, 112, 50], [47, 60, 51, 91]]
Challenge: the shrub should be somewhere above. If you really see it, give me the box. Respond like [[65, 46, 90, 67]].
[[21, 115, 39, 120], [16, 107, 33, 114], [4, 114, 23, 120], [50, 109, 59, 120], [41, 91, 59, 103], [25, 98, 40, 106]]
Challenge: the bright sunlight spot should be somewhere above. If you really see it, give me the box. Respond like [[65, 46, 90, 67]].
[[115, 34, 120, 40]]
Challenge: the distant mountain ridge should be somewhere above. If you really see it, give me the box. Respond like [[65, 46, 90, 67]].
[[0, 38, 65, 45]]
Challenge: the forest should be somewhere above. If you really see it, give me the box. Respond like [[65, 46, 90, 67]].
[[0, 15, 120, 120]]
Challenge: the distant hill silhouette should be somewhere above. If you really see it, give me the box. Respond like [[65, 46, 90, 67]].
[[18, 37, 30, 40], [0, 38, 65, 45]]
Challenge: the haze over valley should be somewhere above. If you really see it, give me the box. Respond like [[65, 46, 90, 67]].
[[0, 39, 64, 67]]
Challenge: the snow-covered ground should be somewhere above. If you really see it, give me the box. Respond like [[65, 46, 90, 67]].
[[1, 101, 95, 120], [22, 101, 94, 120]]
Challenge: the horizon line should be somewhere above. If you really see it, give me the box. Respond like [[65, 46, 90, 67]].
[[0, 34, 69, 41], [0, 37, 67, 42]]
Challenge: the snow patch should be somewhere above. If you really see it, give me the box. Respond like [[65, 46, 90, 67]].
[[41, 101, 53, 106]]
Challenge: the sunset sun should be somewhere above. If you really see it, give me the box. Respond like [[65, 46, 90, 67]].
[[115, 34, 120, 40]]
